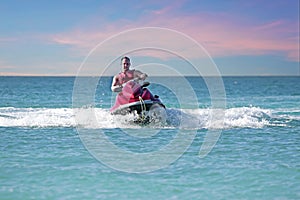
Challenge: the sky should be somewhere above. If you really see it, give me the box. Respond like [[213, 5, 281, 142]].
[[0, 0, 299, 76]]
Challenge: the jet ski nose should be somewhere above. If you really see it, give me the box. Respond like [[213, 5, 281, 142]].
[[123, 81, 142, 98]]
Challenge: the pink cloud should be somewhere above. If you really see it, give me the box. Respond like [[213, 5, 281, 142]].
[[50, 5, 299, 62]]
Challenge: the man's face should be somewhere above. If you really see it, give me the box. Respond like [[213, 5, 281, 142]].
[[121, 59, 130, 72]]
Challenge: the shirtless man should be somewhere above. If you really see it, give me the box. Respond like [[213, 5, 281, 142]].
[[111, 56, 147, 92]]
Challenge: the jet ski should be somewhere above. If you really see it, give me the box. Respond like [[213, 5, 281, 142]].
[[110, 79, 166, 124]]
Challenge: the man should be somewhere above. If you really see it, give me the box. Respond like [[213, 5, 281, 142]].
[[111, 56, 147, 92]]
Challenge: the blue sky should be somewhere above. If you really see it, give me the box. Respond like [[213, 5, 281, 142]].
[[0, 0, 299, 76]]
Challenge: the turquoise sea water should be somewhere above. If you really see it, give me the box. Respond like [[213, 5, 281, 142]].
[[0, 76, 299, 199]]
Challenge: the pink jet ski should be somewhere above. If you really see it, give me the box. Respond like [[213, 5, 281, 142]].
[[110, 80, 166, 124]]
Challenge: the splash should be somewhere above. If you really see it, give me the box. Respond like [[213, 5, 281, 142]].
[[0, 106, 295, 129]]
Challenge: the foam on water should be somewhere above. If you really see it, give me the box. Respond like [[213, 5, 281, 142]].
[[0, 106, 297, 129], [0, 107, 75, 128]]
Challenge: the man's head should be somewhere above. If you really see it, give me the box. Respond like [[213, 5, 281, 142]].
[[121, 56, 131, 72]]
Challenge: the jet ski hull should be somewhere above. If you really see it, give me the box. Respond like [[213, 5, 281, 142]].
[[111, 100, 165, 115], [110, 80, 166, 124]]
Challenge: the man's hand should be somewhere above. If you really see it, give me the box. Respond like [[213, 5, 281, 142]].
[[139, 73, 147, 80], [111, 85, 123, 92]]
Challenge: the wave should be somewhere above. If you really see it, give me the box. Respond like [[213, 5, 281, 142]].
[[0, 106, 298, 129]]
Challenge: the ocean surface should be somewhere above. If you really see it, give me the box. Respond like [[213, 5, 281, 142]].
[[0, 76, 299, 199]]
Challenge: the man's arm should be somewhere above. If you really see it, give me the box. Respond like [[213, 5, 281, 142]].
[[111, 76, 122, 92], [134, 70, 148, 80]]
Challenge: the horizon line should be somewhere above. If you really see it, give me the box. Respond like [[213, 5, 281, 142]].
[[0, 74, 299, 77]]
